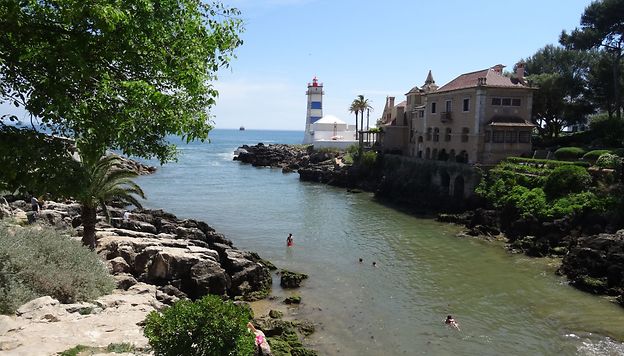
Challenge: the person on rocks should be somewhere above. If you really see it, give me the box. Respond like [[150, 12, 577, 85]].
[[445, 315, 460, 331], [123, 210, 131, 222], [286, 233, 294, 247], [247, 322, 271, 355], [30, 194, 40, 216]]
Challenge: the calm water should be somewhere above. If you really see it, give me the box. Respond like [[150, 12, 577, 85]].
[[136, 129, 624, 356]]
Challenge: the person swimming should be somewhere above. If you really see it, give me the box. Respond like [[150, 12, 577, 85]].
[[445, 315, 460, 331], [359, 258, 363, 263]]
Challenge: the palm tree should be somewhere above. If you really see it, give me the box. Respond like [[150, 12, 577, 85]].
[[77, 154, 145, 250], [352, 95, 373, 137], [349, 101, 360, 139]]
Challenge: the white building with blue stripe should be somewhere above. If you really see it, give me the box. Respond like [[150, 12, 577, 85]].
[[303, 77, 357, 148]]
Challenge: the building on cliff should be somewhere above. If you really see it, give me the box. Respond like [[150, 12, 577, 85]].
[[379, 63, 535, 165], [303, 77, 357, 149]]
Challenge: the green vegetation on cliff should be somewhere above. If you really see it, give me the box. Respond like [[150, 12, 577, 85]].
[[476, 157, 622, 222]]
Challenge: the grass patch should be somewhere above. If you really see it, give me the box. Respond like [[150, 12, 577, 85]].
[[0, 223, 115, 314]]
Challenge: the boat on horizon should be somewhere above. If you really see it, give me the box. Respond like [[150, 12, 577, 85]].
[[239, 126, 245, 131]]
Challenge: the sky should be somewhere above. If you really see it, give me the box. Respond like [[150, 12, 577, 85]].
[[3, 0, 595, 131]]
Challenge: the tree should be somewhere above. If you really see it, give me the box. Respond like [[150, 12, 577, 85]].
[[348, 101, 360, 139], [560, 0, 624, 118], [523, 45, 595, 138], [351, 95, 373, 137], [76, 154, 145, 250], [0, 0, 244, 163]]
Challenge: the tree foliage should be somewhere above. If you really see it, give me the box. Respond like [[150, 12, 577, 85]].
[[561, 0, 624, 118], [523, 45, 594, 138], [0, 124, 81, 196], [0, 0, 244, 163], [76, 154, 145, 249]]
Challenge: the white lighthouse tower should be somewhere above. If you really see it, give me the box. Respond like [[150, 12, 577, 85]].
[[303, 77, 324, 144]]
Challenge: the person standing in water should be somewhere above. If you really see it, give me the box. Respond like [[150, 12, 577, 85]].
[[286, 233, 294, 247]]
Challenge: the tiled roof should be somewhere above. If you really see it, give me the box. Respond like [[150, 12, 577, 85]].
[[395, 100, 406, 108], [437, 67, 526, 93]]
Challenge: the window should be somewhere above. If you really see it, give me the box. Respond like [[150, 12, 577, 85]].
[[407, 96, 411, 105], [310, 101, 322, 109], [484, 130, 491, 143], [493, 130, 505, 143], [492, 97, 521, 107], [463, 98, 470, 112], [410, 129, 414, 142], [419, 111, 425, 118], [461, 127, 469, 142], [445, 128, 452, 142], [505, 130, 517, 143], [433, 128, 440, 142], [519, 131, 531, 143], [426, 127, 432, 141], [445, 100, 452, 113], [431, 102, 437, 113]]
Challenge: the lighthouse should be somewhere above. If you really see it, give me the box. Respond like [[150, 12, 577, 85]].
[[303, 77, 324, 144]]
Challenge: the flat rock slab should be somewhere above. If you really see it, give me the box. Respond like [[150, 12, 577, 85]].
[[0, 284, 160, 355]]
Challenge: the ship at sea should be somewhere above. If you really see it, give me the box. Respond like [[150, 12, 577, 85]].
[[239, 126, 245, 131]]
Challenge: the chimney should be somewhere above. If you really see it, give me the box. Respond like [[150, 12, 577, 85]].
[[515, 62, 525, 81], [492, 64, 505, 74], [389, 96, 395, 108]]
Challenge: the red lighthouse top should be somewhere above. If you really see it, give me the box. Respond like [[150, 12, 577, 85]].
[[312, 77, 318, 87]]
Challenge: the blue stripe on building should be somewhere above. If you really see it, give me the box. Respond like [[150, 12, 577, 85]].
[[310, 116, 322, 123], [310, 101, 322, 109]]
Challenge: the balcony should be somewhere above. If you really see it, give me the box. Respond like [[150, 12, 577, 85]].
[[441, 111, 452, 122]]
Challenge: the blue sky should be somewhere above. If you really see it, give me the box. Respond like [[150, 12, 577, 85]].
[[3, 0, 594, 131]]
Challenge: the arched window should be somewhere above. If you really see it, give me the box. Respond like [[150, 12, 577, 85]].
[[449, 149, 456, 161], [425, 148, 431, 159], [418, 136, 424, 143], [426, 128, 432, 141], [433, 128, 440, 142], [432, 148, 438, 160], [445, 128, 452, 142], [418, 150, 423, 158]]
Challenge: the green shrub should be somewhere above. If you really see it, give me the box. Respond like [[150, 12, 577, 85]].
[[360, 151, 377, 169], [0, 224, 115, 314], [554, 147, 586, 161], [501, 186, 549, 218], [144, 295, 254, 356], [589, 114, 624, 147], [549, 192, 604, 218], [595, 153, 623, 170], [583, 149, 612, 163], [543, 165, 592, 198]]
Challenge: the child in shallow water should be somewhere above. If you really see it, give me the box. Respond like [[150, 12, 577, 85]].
[[286, 233, 293, 247], [445, 315, 460, 331]]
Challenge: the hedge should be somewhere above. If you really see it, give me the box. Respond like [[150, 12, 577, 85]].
[[554, 147, 586, 161]]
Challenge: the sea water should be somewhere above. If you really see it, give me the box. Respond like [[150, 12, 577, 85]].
[[136, 129, 624, 356]]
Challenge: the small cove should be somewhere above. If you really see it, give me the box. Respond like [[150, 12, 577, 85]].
[[136, 129, 624, 355]]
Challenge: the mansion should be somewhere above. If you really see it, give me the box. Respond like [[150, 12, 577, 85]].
[[379, 63, 535, 165]]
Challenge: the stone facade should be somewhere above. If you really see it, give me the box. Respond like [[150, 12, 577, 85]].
[[381, 64, 535, 165]]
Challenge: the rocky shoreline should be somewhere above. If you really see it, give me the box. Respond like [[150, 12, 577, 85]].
[[233, 143, 624, 308], [0, 197, 318, 355]]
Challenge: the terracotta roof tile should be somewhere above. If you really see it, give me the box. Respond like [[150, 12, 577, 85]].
[[437, 67, 526, 93], [395, 100, 406, 108]]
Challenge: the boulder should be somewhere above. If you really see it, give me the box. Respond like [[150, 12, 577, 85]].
[[108, 257, 131, 274], [189, 260, 231, 298], [280, 270, 308, 289]]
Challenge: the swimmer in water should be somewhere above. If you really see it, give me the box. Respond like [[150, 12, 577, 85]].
[[286, 233, 293, 247], [445, 315, 460, 331]]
